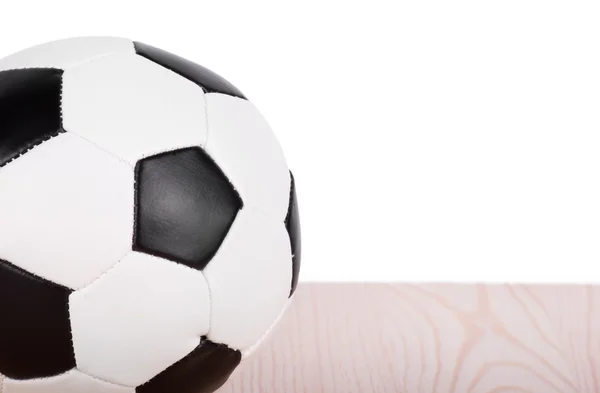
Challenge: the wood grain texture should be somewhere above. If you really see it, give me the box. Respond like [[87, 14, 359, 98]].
[[221, 283, 600, 393]]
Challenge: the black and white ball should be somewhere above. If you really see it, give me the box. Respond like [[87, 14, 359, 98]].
[[0, 37, 301, 393]]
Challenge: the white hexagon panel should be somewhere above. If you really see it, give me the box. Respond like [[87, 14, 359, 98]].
[[69, 252, 210, 387], [203, 208, 292, 351], [62, 53, 208, 165], [0, 132, 134, 290]]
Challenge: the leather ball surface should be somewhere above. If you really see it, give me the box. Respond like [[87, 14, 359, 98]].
[[0, 37, 300, 393]]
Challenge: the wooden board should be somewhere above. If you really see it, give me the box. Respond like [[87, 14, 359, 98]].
[[223, 283, 600, 393]]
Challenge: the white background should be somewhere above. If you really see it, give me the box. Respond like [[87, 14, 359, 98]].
[[1, 1, 600, 282]]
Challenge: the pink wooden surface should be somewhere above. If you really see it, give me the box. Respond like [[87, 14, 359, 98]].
[[222, 283, 600, 393]]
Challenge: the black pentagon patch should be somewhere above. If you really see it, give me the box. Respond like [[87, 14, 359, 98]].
[[286, 172, 301, 297], [134, 41, 246, 99], [0, 68, 64, 168], [133, 147, 242, 270], [0, 259, 75, 379], [137, 339, 241, 393]]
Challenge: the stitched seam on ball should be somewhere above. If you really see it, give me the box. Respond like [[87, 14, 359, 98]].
[[132, 161, 140, 250], [202, 90, 211, 149], [136, 145, 210, 162], [200, 270, 212, 335], [133, 47, 208, 95], [200, 148, 244, 263], [0, 258, 72, 292], [64, 131, 134, 169], [0, 49, 134, 74], [67, 251, 132, 379], [0, 130, 64, 169], [245, 204, 290, 231], [67, 51, 131, 70], [284, 171, 294, 225], [75, 250, 132, 292], [60, 65, 136, 171], [201, 94, 245, 207], [0, 67, 59, 72], [66, 329, 77, 383], [77, 368, 136, 389], [242, 296, 293, 358], [205, 91, 247, 101], [58, 70, 65, 126]]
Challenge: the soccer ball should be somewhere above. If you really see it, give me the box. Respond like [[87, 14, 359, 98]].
[[0, 37, 300, 393]]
